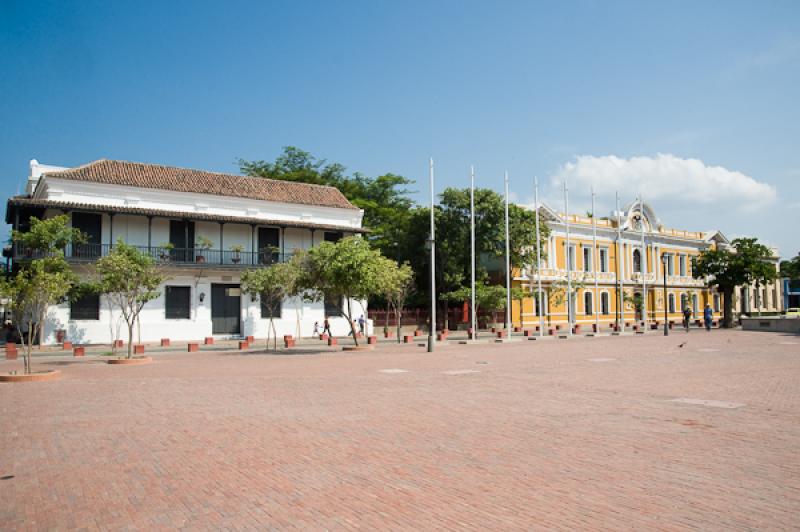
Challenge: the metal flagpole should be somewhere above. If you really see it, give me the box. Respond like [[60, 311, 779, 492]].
[[564, 181, 572, 336], [428, 158, 436, 353], [616, 191, 624, 333], [470, 165, 477, 340], [504, 171, 512, 333], [640, 194, 647, 330], [592, 187, 599, 333], [534, 176, 544, 338]]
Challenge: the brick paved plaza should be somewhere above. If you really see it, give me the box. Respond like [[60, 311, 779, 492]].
[[1, 330, 799, 530]]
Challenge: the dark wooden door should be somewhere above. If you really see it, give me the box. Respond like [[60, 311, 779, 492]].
[[169, 220, 195, 262], [258, 227, 280, 264], [72, 212, 102, 258], [211, 284, 241, 335]]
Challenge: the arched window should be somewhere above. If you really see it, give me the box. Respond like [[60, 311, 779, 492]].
[[668, 294, 676, 313], [601, 292, 610, 315], [680, 293, 688, 311], [633, 249, 642, 273], [692, 294, 698, 314], [584, 291, 593, 315]]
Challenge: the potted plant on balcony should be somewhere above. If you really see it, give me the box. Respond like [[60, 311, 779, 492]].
[[195, 236, 213, 264], [158, 242, 174, 262], [259, 244, 280, 265], [230, 244, 244, 264]]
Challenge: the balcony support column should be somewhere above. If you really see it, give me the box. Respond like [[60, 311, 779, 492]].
[[311, 229, 315, 247], [219, 223, 224, 262], [147, 216, 153, 253], [251, 224, 256, 265], [281, 227, 285, 260], [109, 213, 115, 248]]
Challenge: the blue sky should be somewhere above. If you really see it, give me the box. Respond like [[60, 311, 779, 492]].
[[1, 0, 798, 256]]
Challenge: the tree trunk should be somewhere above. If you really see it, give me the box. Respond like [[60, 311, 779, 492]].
[[271, 318, 277, 350], [722, 285, 734, 328], [25, 319, 34, 374], [347, 298, 358, 346], [127, 321, 134, 359], [396, 308, 402, 343]]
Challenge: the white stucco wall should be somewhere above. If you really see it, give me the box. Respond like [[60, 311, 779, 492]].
[[41, 273, 371, 345]]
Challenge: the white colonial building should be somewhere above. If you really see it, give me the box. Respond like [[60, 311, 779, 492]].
[[6, 159, 368, 345]]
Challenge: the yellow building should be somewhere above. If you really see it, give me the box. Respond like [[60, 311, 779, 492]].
[[511, 201, 729, 331]]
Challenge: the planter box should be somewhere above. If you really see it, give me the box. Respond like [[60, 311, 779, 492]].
[[284, 338, 295, 348], [161, 338, 170, 347], [204, 337, 214, 345], [246, 335, 255, 343], [188, 343, 199, 352], [238, 341, 249, 350], [73, 346, 85, 357], [403, 335, 413, 344], [384, 331, 394, 338], [327, 337, 337, 346], [437, 333, 445, 341], [0, 370, 60, 382], [413, 330, 422, 337], [320, 334, 329, 341], [513, 326, 521, 333], [496, 330, 507, 338], [134, 344, 145, 355], [367, 336, 378, 345], [114, 340, 124, 348], [62, 341, 73, 350], [523, 329, 533, 337], [548, 328, 555, 336]]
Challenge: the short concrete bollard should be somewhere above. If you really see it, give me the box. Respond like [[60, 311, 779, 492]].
[[62, 341, 73, 350], [204, 337, 214, 345], [367, 335, 378, 345], [134, 344, 145, 354], [188, 343, 199, 352], [5, 343, 17, 360], [161, 338, 170, 347], [73, 346, 85, 357], [327, 337, 337, 346]]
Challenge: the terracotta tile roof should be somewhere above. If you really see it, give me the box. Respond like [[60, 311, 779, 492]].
[[42, 159, 359, 211], [6, 197, 368, 233]]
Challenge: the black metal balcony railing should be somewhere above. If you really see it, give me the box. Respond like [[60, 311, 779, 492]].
[[13, 243, 292, 267]]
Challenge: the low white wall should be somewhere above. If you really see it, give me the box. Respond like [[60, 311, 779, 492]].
[[41, 273, 371, 345], [741, 317, 800, 334]]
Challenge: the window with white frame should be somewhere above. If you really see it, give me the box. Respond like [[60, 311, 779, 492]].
[[567, 245, 576, 270], [601, 292, 609, 315], [679, 255, 687, 276], [633, 249, 642, 273], [584, 291, 593, 315], [668, 293, 676, 313], [692, 294, 698, 314], [582, 246, 592, 272], [599, 248, 608, 272], [664, 253, 674, 276]]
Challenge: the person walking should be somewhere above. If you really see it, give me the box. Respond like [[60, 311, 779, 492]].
[[322, 318, 331, 336], [313, 321, 320, 336], [703, 304, 713, 331], [358, 315, 366, 335], [682, 306, 692, 332]]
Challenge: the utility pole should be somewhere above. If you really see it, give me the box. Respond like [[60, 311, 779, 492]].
[[428, 158, 436, 353]]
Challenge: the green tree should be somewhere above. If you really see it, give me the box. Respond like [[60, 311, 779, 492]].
[[378, 261, 414, 342], [95, 241, 165, 358], [780, 252, 800, 279], [1, 256, 77, 373], [693, 237, 778, 328], [239, 147, 415, 262], [442, 282, 507, 332], [295, 236, 394, 345], [241, 261, 300, 350], [12, 214, 85, 256]]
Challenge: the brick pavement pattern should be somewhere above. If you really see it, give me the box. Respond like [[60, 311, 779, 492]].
[[1, 330, 799, 530]]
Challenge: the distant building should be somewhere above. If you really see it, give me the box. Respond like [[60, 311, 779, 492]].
[[511, 201, 782, 329], [6, 159, 366, 345]]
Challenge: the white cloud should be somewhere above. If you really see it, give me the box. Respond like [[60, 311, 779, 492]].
[[551, 153, 776, 212]]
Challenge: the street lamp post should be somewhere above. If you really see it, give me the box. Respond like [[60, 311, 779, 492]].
[[661, 254, 668, 336]]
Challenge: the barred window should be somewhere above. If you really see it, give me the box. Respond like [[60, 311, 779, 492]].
[[165, 286, 191, 319], [70, 294, 100, 321]]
